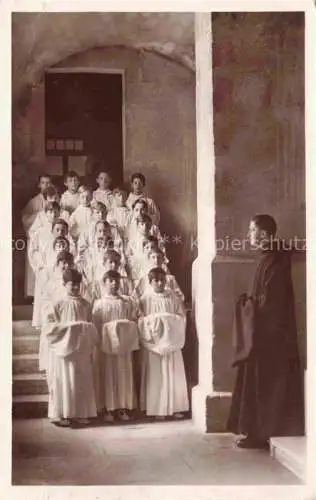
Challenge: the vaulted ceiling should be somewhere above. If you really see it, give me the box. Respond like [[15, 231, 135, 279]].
[[12, 12, 195, 103]]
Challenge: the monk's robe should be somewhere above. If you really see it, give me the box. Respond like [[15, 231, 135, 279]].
[[227, 243, 305, 440], [138, 290, 189, 417]]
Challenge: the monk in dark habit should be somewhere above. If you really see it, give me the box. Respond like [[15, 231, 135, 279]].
[[227, 214, 304, 449]]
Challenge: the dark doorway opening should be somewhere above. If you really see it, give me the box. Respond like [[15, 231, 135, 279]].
[[45, 70, 124, 190]]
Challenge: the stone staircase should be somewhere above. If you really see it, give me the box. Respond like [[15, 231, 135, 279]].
[[12, 305, 48, 418]]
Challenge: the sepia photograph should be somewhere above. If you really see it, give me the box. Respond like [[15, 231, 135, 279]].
[[10, 8, 308, 487]]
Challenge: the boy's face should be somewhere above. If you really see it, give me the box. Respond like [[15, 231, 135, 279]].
[[46, 209, 60, 223], [137, 221, 149, 236], [52, 223, 67, 238], [149, 252, 163, 267], [150, 275, 166, 294], [131, 177, 144, 195], [104, 258, 119, 272], [114, 192, 125, 207], [96, 224, 110, 239], [144, 242, 157, 256], [97, 172, 111, 189], [93, 207, 106, 221], [79, 190, 92, 207], [65, 176, 80, 193], [39, 176, 52, 193], [133, 203, 147, 219], [47, 194, 60, 204], [54, 240, 69, 253], [57, 259, 72, 273], [104, 277, 119, 295], [96, 238, 107, 251], [64, 280, 81, 297]]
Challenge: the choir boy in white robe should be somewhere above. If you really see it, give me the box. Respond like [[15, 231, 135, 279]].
[[68, 185, 93, 242], [92, 250, 134, 300], [22, 173, 53, 297], [126, 173, 160, 225], [28, 186, 61, 237], [60, 171, 80, 215], [135, 249, 184, 301], [107, 188, 132, 245], [28, 202, 61, 327], [128, 199, 162, 241], [92, 170, 113, 210], [40, 250, 75, 371], [139, 267, 189, 420], [92, 270, 139, 422], [126, 215, 165, 281], [77, 202, 109, 256], [43, 268, 98, 427]]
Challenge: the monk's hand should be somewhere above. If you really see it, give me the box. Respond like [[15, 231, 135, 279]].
[[238, 292, 248, 305]]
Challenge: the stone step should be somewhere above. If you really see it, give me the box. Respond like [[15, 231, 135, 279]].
[[13, 354, 39, 374], [270, 436, 306, 481], [13, 336, 40, 355], [12, 394, 48, 419], [12, 373, 48, 396], [13, 320, 38, 337], [13, 305, 33, 321]]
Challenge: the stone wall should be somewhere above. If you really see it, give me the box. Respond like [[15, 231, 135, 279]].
[[210, 12, 306, 396]]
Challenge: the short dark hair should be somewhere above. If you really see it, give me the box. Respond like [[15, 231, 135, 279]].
[[45, 201, 60, 213], [143, 235, 158, 247], [64, 170, 79, 182], [252, 214, 277, 237], [44, 185, 59, 199], [148, 267, 166, 283], [93, 202, 107, 213], [38, 173, 52, 183], [149, 247, 164, 256], [131, 173, 146, 185], [56, 250, 74, 265], [103, 249, 121, 262], [52, 218, 68, 231], [136, 214, 152, 227], [53, 236, 70, 250], [102, 269, 121, 283], [62, 268, 82, 284], [132, 198, 148, 211], [96, 169, 112, 179], [112, 187, 128, 198]]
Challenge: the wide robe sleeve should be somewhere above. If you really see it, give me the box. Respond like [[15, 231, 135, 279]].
[[253, 254, 297, 359]]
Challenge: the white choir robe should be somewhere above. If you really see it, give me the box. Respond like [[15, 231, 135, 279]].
[[92, 295, 138, 412], [92, 188, 113, 210], [40, 268, 94, 371], [28, 223, 56, 327], [138, 290, 189, 416], [68, 206, 93, 241], [106, 206, 132, 246], [60, 191, 80, 215], [42, 297, 98, 420], [126, 193, 160, 226], [21, 193, 46, 296]]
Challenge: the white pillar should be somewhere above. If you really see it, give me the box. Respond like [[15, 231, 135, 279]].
[[191, 12, 217, 431]]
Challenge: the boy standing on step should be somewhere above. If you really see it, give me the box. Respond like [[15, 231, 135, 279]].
[[43, 268, 98, 428]]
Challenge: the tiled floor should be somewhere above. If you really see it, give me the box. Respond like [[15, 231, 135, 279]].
[[12, 419, 302, 485]]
